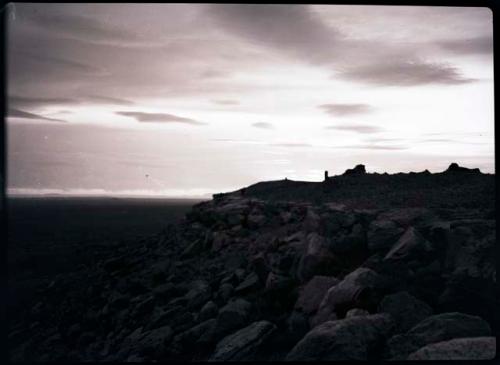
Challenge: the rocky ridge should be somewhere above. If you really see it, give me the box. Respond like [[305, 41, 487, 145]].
[[8, 164, 497, 361]]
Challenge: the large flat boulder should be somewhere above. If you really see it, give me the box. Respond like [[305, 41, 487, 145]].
[[209, 320, 277, 361], [407, 337, 496, 360], [312, 267, 387, 326], [367, 219, 404, 253], [383, 227, 433, 262], [294, 276, 339, 315], [378, 291, 433, 334], [297, 233, 338, 282], [384, 312, 492, 360], [214, 298, 253, 338], [286, 314, 394, 361]]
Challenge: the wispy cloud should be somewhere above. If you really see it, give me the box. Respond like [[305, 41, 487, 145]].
[[270, 142, 312, 148], [332, 144, 408, 150], [8, 108, 66, 123], [437, 36, 493, 55], [326, 124, 383, 134], [319, 103, 373, 116], [337, 59, 476, 86], [212, 99, 240, 105], [116, 111, 205, 125], [206, 4, 479, 87], [85, 95, 134, 105], [252, 122, 274, 129], [9, 94, 134, 109]]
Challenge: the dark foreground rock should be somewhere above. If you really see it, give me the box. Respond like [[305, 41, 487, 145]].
[[286, 314, 394, 361], [384, 312, 492, 360], [8, 164, 496, 361], [407, 337, 496, 360]]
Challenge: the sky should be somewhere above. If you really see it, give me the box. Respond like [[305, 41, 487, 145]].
[[6, 4, 494, 198]]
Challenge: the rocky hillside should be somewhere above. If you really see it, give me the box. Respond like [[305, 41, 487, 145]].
[[8, 164, 497, 361]]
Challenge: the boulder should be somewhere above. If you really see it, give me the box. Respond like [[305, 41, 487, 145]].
[[234, 272, 261, 294], [217, 283, 234, 303], [303, 208, 322, 233], [247, 213, 266, 229], [367, 220, 404, 252], [383, 227, 433, 262], [407, 337, 496, 360], [294, 276, 339, 316], [214, 298, 253, 337], [250, 253, 270, 283], [384, 312, 492, 360], [297, 233, 338, 282], [313, 267, 387, 326], [286, 314, 394, 361], [170, 319, 217, 356], [378, 291, 433, 334], [265, 272, 294, 293], [377, 208, 437, 229], [197, 301, 218, 322], [439, 221, 496, 324], [116, 325, 173, 359], [345, 308, 369, 318], [185, 280, 212, 310], [210, 321, 277, 361], [328, 223, 366, 254]]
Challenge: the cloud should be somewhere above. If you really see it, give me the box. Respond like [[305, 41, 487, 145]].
[[23, 11, 145, 46], [8, 108, 66, 123], [333, 144, 408, 150], [326, 124, 383, 134], [270, 142, 312, 148], [364, 137, 405, 143], [9, 95, 76, 109], [115, 111, 205, 125], [319, 103, 373, 116], [205, 4, 339, 64], [212, 99, 240, 105], [337, 59, 476, 86], [437, 36, 493, 55], [206, 4, 480, 87], [14, 50, 107, 75], [252, 122, 274, 129], [85, 95, 134, 105], [9, 94, 134, 110]]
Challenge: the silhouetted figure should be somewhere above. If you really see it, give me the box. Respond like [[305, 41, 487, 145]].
[[324, 170, 328, 181]]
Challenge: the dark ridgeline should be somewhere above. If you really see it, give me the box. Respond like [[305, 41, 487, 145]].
[[8, 163, 496, 361]]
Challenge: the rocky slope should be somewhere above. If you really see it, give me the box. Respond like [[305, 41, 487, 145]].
[[8, 164, 497, 361]]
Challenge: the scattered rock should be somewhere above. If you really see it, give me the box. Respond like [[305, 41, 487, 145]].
[[378, 291, 433, 333], [313, 267, 387, 326], [346, 308, 369, 318], [214, 298, 253, 337], [367, 220, 404, 253], [407, 337, 496, 360], [210, 320, 277, 361], [297, 233, 338, 282], [384, 312, 492, 360], [294, 276, 339, 316], [197, 301, 218, 322], [234, 272, 261, 295], [185, 280, 212, 310], [286, 314, 394, 360]]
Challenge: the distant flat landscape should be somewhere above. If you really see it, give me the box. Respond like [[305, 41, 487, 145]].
[[7, 197, 203, 322]]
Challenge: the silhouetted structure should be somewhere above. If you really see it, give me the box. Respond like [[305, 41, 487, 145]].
[[343, 164, 366, 176], [445, 162, 481, 174]]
